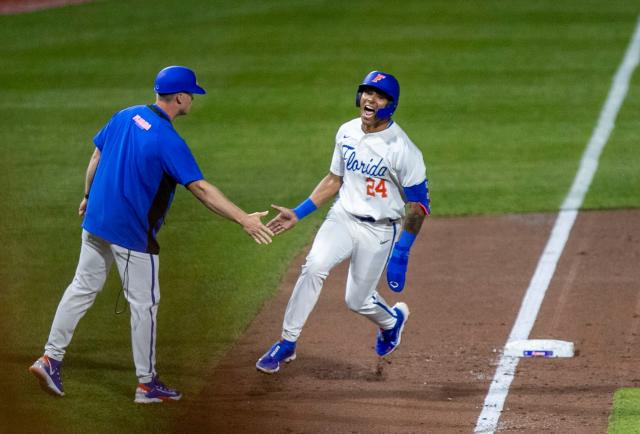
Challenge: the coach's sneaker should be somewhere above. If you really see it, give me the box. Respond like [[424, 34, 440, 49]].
[[134, 376, 182, 403], [29, 355, 64, 397], [256, 339, 296, 374], [376, 302, 410, 357]]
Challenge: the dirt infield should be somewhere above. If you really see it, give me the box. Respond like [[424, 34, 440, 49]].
[[0, 0, 92, 15], [179, 209, 639, 433]]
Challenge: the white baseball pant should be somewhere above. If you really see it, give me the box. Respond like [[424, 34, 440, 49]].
[[282, 202, 399, 342], [44, 230, 159, 383]]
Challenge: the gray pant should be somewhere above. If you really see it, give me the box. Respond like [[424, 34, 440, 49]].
[[44, 230, 160, 383]]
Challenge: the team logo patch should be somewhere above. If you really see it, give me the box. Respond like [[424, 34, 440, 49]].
[[133, 114, 152, 131], [372, 73, 386, 83]]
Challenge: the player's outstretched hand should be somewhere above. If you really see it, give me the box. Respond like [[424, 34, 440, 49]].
[[241, 211, 274, 244], [267, 204, 299, 235]]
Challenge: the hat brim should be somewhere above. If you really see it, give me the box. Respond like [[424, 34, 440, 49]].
[[188, 84, 206, 95]]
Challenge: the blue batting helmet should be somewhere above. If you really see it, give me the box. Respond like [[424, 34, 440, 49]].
[[355, 71, 400, 119], [154, 66, 206, 95]]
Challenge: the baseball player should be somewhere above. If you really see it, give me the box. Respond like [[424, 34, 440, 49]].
[[256, 70, 430, 374], [29, 66, 274, 402]]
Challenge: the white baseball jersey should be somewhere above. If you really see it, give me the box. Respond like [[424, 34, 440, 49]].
[[330, 118, 427, 221]]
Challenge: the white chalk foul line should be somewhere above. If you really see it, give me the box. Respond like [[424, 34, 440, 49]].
[[474, 16, 640, 434]]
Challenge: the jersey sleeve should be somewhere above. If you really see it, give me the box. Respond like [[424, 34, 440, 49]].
[[329, 128, 345, 176], [93, 113, 117, 151], [396, 141, 427, 187], [161, 137, 204, 186]]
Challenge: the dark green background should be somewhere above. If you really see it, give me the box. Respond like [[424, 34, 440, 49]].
[[1, 1, 638, 431]]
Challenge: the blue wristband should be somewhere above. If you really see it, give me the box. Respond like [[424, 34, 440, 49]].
[[396, 230, 417, 250], [292, 198, 317, 220]]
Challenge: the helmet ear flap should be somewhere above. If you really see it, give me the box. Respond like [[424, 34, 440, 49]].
[[355, 90, 363, 107], [375, 101, 397, 120]]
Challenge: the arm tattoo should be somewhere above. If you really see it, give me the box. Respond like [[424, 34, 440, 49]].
[[404, 202, 426, 235]]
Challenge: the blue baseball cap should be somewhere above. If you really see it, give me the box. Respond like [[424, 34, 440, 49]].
[[154, 66, 206, 95]]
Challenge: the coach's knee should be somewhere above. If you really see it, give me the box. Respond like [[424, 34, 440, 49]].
[[70, 273, 105, 295]]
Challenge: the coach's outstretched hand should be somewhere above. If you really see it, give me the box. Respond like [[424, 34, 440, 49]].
[[267, 204, 299, 235], [241, 211, 274, 244]]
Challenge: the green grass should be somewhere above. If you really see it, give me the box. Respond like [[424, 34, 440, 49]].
[[609, 389, 640, 434], [1, 0, 640, 432], [584, 65, 640, 209]]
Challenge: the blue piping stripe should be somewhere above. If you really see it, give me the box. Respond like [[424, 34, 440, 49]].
[[372, 295, 396, 318], [148, 254, 156, 374]]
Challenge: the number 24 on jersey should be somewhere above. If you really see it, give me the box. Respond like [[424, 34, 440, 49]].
[[366, 177, 388, 198]]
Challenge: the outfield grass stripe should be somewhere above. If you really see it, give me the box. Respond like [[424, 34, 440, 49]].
[[474, 15, 640, 434], [563, 17, 640, 212]]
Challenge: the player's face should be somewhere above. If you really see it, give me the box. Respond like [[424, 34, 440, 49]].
[[176, 92, 194, 116], [359, 88, 391, 132]]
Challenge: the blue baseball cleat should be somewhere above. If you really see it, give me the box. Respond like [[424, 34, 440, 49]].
[[29, 355, 65, 397], [256, 339, 296, 374], [376, 302, 410, 357], [134, 376, 182, 403]]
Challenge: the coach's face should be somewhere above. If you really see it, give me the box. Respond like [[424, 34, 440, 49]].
[[176, 92, 194, 116], [359, 88, 390, 132]]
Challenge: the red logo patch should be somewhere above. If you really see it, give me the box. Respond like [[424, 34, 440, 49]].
[[372, 73, 386, 83]]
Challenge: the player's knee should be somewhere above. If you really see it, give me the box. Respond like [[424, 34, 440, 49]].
[[344, 293, 366, 312], [300, 260, 329, 281]]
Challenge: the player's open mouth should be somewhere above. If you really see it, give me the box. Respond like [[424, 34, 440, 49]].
[[363, 105, 376, 117]]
